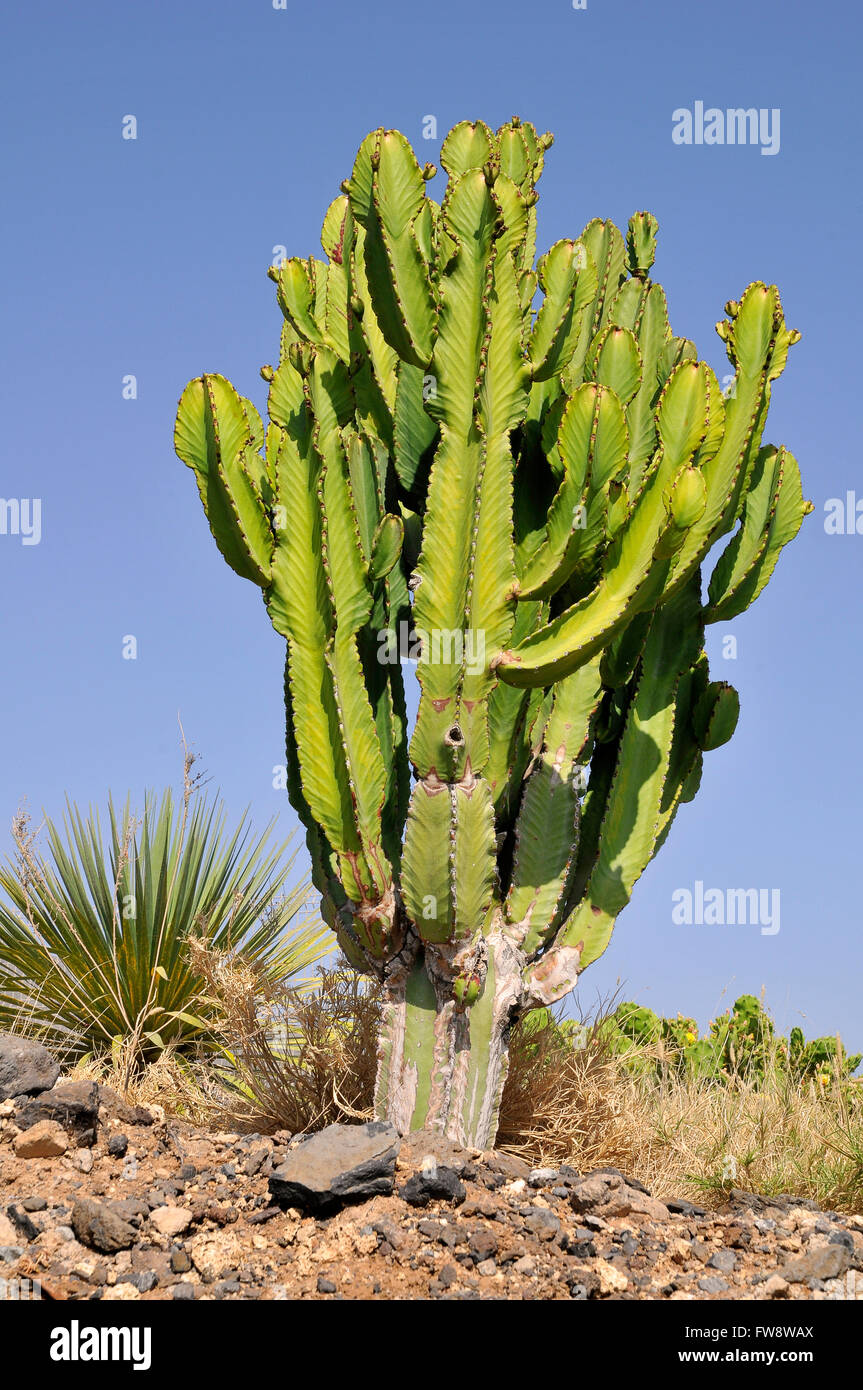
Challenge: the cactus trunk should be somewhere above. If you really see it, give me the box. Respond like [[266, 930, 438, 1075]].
[[176, 118, 806, 1149], [375, 923, 521, 1148]]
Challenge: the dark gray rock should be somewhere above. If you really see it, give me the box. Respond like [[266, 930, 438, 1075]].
[[707, 1249, 738, 1273], [244, 1206, 280, 1226], [119, 1270, 158, 1293], [242, 1146, 270, 1178], [402, 1166, 466, 1208], [665, 1198, 707, 1217], [0, 1246, 24, 1265], [0, 1034, 60, 1100], [268, 1121, 399, 1213], [523, 1208, 561, 1242], [698, 1276, 729, 1294], [317, 1275, 337, 1294], [172, 1282, 196, 1300], [780, 1244, 850, 1283], [14, 1080, 100, 1147], [468, 1228, 499, 1262], [71, 1198, 137, 1253], [6, 1204, 39, 1242], [588, 1167, 652, 1196], [107, 1134, 129, 1158], [828, 1229, 855, 1252], [20, 1196, 47, 1213], [170, 1249, 192, 1274]]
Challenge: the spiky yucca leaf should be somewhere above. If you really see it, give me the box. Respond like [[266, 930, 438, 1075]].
[[0, 791, 328, 1063]]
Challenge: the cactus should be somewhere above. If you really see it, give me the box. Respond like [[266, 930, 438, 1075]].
[[605, 997, 862, 1089], [174, 119, 808, 1148]]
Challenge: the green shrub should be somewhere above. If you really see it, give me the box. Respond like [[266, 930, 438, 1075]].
[[602, 994, 861, 1089], [0, 784, 328, 1069]]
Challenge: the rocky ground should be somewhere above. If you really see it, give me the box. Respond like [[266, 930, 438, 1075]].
[[1, 1036, 862, 1302]]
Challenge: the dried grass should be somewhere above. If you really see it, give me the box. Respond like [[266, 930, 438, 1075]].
[[186, 943, 382, 1135], [497, 1007, 863, 1214]]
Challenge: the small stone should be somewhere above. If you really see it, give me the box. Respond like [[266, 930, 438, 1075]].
[[698, 1276, 729, 1294], [14, 1120, 68, 1158], [762, 1274, 789, 1298], [595, 1259, 628, 1294], [600, 1188, 669, 1222], [149, 1205, 193, 1238], [439, 1264, 458, 1287], [120, 1270, 158, 1293], [76, 1149, 94, 1174], [172, 1282, 196, 1300], [754, 1217, 776, 1234], [107, 1134, 129, 1158], [242, 1147, 270, 1178], [512, 1255, 535, 1277], [528, 1167, 560, 1188], [244, 1206, 280, 1226], [523, 1208, 561, 1242], [468, 1228, 498, 1262], [476, 1258, 496, 1277], [317, 1275, 337, 1294], [5, 1205, 39, 1242], [20, 1196, 47, 1213], [664, 1198, 707, 1216], [0, 1246, 24, 1265], [569, 1175, 610, 1212], [0, 1034, 60, 1100], [707, 1249, 738, 1274], [170, 1249, 192, 1273], [402, 1166, 466, 1208], [71, 1198, 137, 1254]]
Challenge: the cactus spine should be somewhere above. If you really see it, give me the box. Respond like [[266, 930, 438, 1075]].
[[175, 119, 808, 1148]]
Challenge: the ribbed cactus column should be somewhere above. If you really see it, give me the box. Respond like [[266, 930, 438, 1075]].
[[175, 118, 807, 1149]]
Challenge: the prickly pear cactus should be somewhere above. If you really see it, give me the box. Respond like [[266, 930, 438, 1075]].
[[174, 118, 809, 1147]]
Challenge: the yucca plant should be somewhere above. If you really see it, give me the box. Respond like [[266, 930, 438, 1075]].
[[0, 780, 328, 1070]]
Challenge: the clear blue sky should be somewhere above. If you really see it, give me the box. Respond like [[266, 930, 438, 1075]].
[[1, 0, 860, 1050]]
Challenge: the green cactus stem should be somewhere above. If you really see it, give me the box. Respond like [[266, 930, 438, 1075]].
[[175, 119, 806, 1148]]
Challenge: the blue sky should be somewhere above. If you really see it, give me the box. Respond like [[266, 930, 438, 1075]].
[[1, 0, 860, 1050]]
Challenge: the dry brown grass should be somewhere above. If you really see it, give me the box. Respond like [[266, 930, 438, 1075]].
[[497, 1009, 863, 1214], [185, 944, 381, 1134]]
